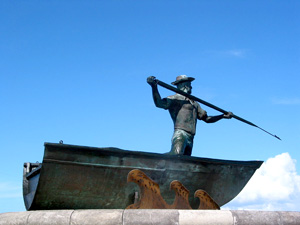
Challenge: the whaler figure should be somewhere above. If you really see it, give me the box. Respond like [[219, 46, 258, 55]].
[[147, 75, 233, 156]]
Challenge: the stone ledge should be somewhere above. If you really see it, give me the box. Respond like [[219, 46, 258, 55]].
[[1, 210, 300, 225]]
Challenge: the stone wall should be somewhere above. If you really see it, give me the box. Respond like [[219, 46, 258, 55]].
[[1, 209, 300, 225]]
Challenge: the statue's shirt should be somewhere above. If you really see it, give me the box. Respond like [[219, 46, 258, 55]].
[[162, 94, 207, 135]]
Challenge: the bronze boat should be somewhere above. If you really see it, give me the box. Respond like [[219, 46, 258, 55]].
[[23, 143, 263, 210]]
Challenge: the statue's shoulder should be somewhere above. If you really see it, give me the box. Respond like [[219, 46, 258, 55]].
[[166, 94, 183, 100]]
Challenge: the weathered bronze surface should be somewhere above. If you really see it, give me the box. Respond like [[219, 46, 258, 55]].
[[23, 143, 262, 210], [126, 169, 219, 210]]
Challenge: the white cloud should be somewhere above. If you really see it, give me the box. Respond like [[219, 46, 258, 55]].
[[272, 98, 300, 105], [205, 49, 247, 58], [223, 152, 300, 211], [225, 49, 245, 57], [0, 182, 22, 198]]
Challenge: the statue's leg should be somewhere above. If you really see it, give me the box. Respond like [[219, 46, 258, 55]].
[[183, 133, 194, 156], [183, 143, 192, 156], [168, 130, 187, 155]]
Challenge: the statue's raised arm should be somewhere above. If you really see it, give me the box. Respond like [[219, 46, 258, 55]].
[[147, 76, 169, 109]]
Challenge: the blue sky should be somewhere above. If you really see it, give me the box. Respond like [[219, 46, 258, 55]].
[[1, 0, 299, 213]]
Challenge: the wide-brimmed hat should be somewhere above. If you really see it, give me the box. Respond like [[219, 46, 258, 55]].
[[171, 75, 195, 85]]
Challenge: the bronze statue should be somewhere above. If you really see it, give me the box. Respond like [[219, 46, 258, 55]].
[[147, 75, 233, 156]]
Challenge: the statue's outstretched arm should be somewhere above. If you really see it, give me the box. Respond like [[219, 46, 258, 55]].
[[201, 112, 233, 123]]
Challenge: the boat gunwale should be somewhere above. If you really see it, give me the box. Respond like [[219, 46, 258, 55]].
[[44, 142, 263, 168], [25, 165, 42, 179]]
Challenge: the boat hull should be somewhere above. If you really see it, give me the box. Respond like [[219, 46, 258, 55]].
[[23, 143, 263, 210]]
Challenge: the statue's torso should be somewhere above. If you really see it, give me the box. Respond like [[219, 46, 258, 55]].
[[164, 94, 205, 135]]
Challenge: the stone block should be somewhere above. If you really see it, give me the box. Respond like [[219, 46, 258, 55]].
[[0, 211, 30, 225], [179, 210, 233, 225], [70, 209, 123, 225], [27, 210, 73, 225], [124, 209, 179, 225]]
